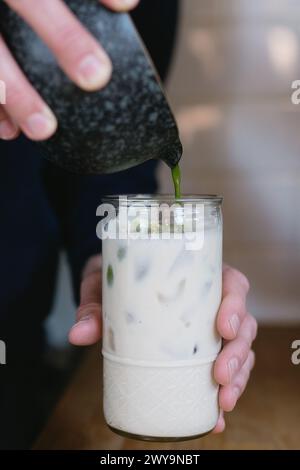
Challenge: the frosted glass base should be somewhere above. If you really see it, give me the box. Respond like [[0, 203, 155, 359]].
[[103, 357, 219, 440]]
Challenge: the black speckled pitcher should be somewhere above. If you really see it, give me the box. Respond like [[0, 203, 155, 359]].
[[0, 0, 182, 174]]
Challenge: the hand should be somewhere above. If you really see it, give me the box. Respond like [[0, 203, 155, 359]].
[[69, 258, 257, 435], [0, 0, 139, 141], [69, 255, 103, 346], [213, 265, 257, 433]]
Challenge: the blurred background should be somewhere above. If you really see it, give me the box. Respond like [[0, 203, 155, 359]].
[[160, 0, 300, 325], [47, 0, 300, 351]]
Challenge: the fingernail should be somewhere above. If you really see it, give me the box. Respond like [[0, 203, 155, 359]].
[[229, 314, 240, 336], [77, 54, 112, 90], [24, 108, 57, 140], [71, 314, 91, 329], [0, 120, 18, 140], [115, 0, 138, 11], [228, 357, 239, 382], [77, 314, 92, 323]]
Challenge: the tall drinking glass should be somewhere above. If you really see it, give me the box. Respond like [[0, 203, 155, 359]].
[[100, 195, 223, 441]]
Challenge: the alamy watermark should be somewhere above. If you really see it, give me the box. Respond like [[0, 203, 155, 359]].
[[291, 80, 300, 104], [0, 80, 6, 105], [96, 197, 205, 251], [0, 340, 6, 365], [291, 340, 300, 365]]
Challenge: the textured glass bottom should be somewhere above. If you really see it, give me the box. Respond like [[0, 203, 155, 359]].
[[108, 425, 214, 442], [103, 358, 219, 439]]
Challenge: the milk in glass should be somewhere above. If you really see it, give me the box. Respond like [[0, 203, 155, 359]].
[[102, 196, 223, 440]]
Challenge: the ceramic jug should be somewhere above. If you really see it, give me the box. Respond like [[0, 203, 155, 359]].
[[0, 0, 182, 174]]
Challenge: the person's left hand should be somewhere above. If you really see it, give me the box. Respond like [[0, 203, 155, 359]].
[[69, 256, 257, 433], [212, 265, 257, 433]]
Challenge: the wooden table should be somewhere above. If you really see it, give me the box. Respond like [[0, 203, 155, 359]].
[[34, 327, 300, 450]]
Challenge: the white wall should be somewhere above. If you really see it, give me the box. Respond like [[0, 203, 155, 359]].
[[159, 0, 300, 323]]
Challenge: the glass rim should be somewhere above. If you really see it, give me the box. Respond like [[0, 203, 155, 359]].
[[102, 194, 223, 206]]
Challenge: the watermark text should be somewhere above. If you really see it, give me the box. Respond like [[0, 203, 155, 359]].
[[291, 340, 300, 365], [291, 80, 300, 104], [96, 197, 205, 251], [0, 340, 6, 365]]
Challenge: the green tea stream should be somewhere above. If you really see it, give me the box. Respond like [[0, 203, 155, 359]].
[[172, 164, 182, 199]]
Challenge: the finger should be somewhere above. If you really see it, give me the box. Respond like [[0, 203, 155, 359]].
[[69, 271, 102, 346], [100, 0, 140, 12], [214, 314, 257, 385], [217, 265, 250, 341], [218, 350, 255, 412], [0, 105, 20, 140], [0, 35, 57, 140], [69, 303, 102, 346], [212, 410, 226, 434], [82, 254, 103, 280], [80, 268, 102, 306], [239, 313, 258, 347], [5, 0, 112, 91]]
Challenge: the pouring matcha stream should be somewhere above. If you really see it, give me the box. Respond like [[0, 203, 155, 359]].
[[172, 164, 182, 199]]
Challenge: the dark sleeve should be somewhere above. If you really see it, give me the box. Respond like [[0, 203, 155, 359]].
[[44, 160, 159, 302], [132, 0, 180, 82], [45, 0, 180, 301]]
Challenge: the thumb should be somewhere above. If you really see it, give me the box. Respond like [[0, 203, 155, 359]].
[[69, 257, 102, 346]]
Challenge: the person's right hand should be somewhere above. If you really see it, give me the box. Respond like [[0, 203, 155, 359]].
[[0, 0, 139, 141]]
